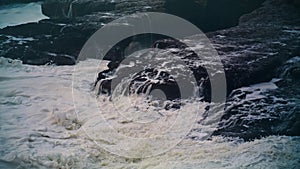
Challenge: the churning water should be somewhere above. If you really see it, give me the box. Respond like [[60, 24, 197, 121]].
[[0, 57, 299, 168], [0, 2, 48, 29]]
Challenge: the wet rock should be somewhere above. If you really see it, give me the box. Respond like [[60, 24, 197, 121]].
[[214, 71, 300, 141], [0, 21, 85, 65], [0, 0, 299, 141], [95, 0, 300, 140], [203, 1, 300, 140], [42, 0, 117, 19], [0, 0, 168, 65], [278, 56, 300, 81], [41, 0, 265, 31], [0, 0, 270, 65]]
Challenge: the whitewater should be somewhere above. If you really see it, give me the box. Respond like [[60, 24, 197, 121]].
[[0, 2, 48, 29], [0, 57, 299, 168]]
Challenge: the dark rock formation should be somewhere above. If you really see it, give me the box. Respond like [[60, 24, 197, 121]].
[[208, 0, 300, 140], [213, 57, 300, 140], [0, 0, 167, 65], [165, 0, 265, 32], [95, 0, 300, 140], [0, 21, 85, 65], [41, 0, 117, 19], [0, 0, 270, 65], [41, 0, 266, 31], [0, 0, 299, 140], [97, 0, 300, 100]]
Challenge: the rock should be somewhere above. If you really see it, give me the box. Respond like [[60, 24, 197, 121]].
[[209, 0, 300, 140], [41, 0, 117, 19], [114, 0, 165, 14], [103, 34, 170, 61], [214, 62, 300, 140], [95, 0, 300, 140], [0, 0, 299, 140], [0, 21, 85, 65], [0, 0, 168, 65], [164, 0, 265, 32], [0, 0, 270, 65], [279, 56, 300, 81], [41, 0, 267, 31]]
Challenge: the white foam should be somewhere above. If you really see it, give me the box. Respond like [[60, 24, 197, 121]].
[[0, 2, 49, 29], [0, 57, 299, 168], [235, 79, 280, 100]]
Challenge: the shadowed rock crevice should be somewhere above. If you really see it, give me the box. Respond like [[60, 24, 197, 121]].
[[165, 0, 265, 32]]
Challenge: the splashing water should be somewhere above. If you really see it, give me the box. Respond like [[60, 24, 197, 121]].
[[0, 2, 48, 28], [0, 57, 299, 168]]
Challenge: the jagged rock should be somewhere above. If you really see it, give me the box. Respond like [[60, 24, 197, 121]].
[[213, 56, 300, 140], [0, 21, 85, 65], [97, 0, 300, 100], [0, 0, 167, 65], [95, 0, 300, 140], [0, 0, 270, 65], [0, 0, 300, 140], [209, 0, 300, 140]]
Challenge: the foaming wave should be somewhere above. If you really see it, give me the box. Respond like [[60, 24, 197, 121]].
[[0, 58, 299, 168]]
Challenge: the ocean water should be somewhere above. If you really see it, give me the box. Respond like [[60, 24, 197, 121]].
[[0, 57, 299, 168], [0, 2, 48, 29]]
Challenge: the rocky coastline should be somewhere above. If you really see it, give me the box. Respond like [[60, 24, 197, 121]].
[[0, 0, 299, 140]]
